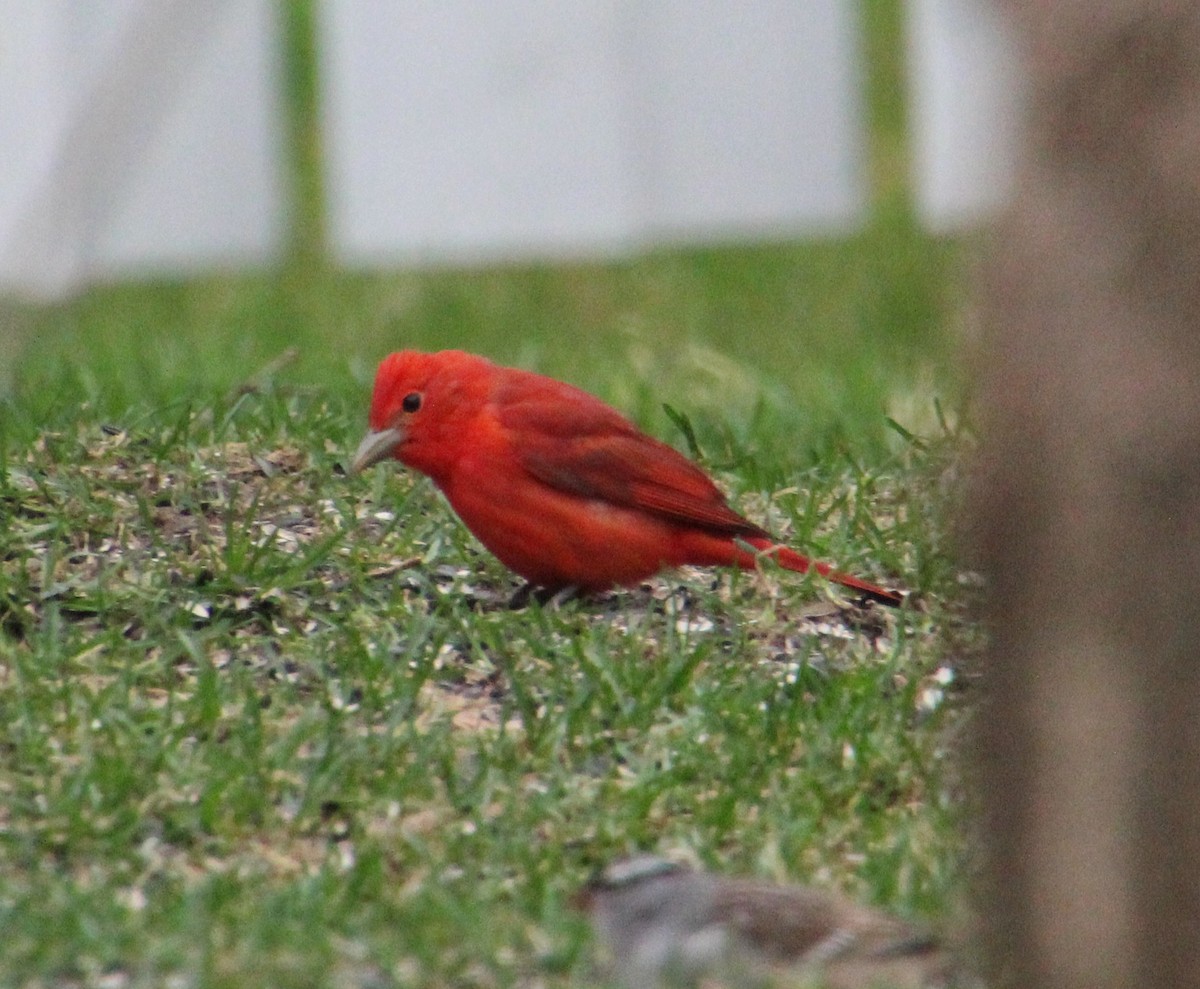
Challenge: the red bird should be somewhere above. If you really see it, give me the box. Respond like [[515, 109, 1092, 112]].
[[352, 350, 901, 606]]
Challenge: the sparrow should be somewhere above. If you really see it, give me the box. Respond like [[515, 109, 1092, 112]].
[[573, 855, 959, 988]]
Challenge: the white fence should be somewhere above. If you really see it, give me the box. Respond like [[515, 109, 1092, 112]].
[[0, 0, 1020, 299]]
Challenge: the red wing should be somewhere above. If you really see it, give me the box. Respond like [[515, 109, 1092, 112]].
[[495, 387, 767, 539]]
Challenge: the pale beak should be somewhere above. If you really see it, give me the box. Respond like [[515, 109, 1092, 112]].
[[351, 427, 403, 474]]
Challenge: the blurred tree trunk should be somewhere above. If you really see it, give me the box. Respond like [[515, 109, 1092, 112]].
[[973, 3, 1200, 988]]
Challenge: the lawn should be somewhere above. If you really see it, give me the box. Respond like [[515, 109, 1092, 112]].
[[0, 4, 980, 987]]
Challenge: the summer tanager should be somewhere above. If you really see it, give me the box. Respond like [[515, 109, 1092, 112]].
[[352, 350, 902, 606]]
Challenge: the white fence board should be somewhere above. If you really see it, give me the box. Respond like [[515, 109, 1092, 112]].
[[318, 4, 635, 263], [317, 0, 868, 266], [906, 0, 1022, 230], [0, 0, 285, 299]]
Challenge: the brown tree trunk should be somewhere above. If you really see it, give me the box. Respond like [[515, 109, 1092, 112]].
[[972, 4, 1200, 988]]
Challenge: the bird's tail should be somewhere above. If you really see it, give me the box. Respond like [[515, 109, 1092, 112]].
[[753, 541, 903, 607]]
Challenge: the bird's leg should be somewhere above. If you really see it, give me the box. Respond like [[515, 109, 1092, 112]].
[[507, 582, 583, 610], [507, 582, 538, 609], [542, 585, 583, 609]]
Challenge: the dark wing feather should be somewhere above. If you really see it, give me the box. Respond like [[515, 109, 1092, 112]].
[[495, 385, 767, 539]]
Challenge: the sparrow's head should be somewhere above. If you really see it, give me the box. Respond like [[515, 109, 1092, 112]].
[[572, 855, 690, 912]]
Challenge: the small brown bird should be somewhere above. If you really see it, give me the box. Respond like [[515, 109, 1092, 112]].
[[573, 856, 957, 989]]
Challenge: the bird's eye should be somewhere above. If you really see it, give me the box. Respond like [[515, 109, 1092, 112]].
[[401, 392, 422, 413]]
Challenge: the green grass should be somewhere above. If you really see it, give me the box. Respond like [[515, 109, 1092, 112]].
[[2, 228, 962, 466], [0, 379, 976, 988], [0, 2, 980, 985]]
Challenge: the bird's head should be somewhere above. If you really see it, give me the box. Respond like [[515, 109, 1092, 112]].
[[351, 349, 494, 476]]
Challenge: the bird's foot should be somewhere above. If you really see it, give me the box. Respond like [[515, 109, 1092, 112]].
[[507, 583, 583, 610]]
